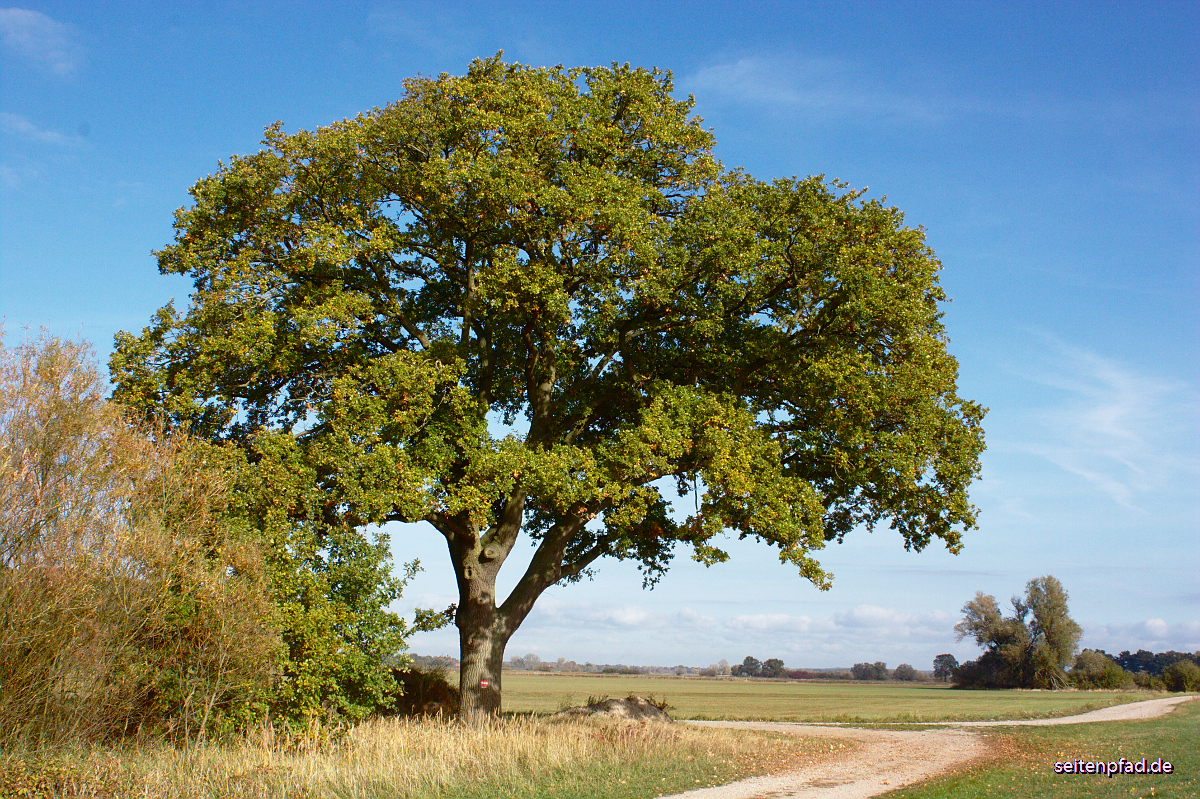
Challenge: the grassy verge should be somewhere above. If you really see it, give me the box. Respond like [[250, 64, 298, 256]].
[[0, 716, 845, 799], [502, 673, 1162, 722], [883, 696, 1199, 799]]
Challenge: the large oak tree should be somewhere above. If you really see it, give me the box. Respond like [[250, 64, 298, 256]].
[[111, 56, 985, 720]]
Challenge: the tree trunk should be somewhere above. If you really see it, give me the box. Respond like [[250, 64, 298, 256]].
[[443, 495, 579, 723], [441, 493, 531, 722], [457, 608, 505, 722], [453, 546, 508, 722]]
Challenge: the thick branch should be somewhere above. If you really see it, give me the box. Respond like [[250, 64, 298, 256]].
[[496, 516, 586, 639], [397, 312, 433, 351]]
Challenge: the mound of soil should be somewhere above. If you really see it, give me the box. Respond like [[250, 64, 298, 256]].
[[555, 695, 673, 722]]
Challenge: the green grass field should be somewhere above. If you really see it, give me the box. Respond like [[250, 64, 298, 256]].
[[883, 696, 1199, 799], [501, 672, 1158, 723]]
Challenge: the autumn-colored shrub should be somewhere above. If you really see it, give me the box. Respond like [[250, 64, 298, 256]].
[[0, 334, 280, 744]]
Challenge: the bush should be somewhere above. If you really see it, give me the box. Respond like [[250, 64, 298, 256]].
[[1162, 659, 1200, 692], [952, 656, 1007, 688], [1131, 671, 1166, 691], [382, 666, 460, 716], [892, 663, 920, 681], [0, 334, 280, 743], [1069, 650, 1133, 689]]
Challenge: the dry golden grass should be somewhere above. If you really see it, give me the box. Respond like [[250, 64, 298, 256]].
[[1, 715, 837, 798]]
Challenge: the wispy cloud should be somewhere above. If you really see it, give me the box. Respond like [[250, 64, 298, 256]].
[[366, 4, 482, 58], [0, 112, 84, 147], [684, 56, 945, 123], [1012, 337, 1200, 509], [683, 54, 1190, 131], [0, 8, 83, 76]]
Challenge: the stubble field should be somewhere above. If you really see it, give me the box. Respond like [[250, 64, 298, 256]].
[[500, 672, 1157, 722]]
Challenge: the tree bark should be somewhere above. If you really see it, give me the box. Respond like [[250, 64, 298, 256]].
[[447, 493, 527, 722], [457, 597, 505, 722]]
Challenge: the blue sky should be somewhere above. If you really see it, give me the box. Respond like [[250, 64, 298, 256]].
[[2, 2, 1196, 670]]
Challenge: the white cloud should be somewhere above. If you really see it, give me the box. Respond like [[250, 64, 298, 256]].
[[0, 160, 36, 187], [0, 112, 83, 147], [1082, 619, 1200, 654], [396, 594, 970, 668], [0, 8, 82, 76], [684, 54, 1179, 132]]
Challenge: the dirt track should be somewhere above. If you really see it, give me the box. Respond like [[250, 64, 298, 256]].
[[668, 696, 1196, 799]]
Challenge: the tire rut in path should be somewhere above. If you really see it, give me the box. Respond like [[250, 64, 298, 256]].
[[665, 696, 1195, 799]]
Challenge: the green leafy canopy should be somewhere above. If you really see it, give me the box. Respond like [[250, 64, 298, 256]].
[[111, 55, 985, 710]]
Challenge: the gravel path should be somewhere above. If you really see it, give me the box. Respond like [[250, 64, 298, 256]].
[[665, 696, 1195, 799]]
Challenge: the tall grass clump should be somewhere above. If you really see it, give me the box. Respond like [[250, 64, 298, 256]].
[[0, 333, 280, 745], [6, 715, 826, 798]]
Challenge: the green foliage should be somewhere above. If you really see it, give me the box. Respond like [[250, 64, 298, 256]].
[[215, 434, 425, 722], [1111, 648, 1200, 676], [1069, 650, 1133, 690], [109, 54, 986, 717], [761, 658, 787, 678], [893, 663, 920, 681], [732, 656, 763, 677], [932, 653, 958, 682], [1162, 659, 1200, 692], [954, 575, 1082, 689], [731, 657, 787, 678]]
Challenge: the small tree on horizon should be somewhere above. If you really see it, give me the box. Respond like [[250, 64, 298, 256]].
[[932, 653, 958, 682], [732, 656, 763, 677], [954, 575, 1081, 689], [761, 658, 787, 678]]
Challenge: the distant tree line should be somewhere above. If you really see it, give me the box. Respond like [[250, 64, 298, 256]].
[[504, 654, 701, 675], [847, 662, 924, 681], [851, 661, 888, 680], [729, 656, 788, 678], [1068, 649, 1200, 692], [1104, 649, 1200, 677]]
